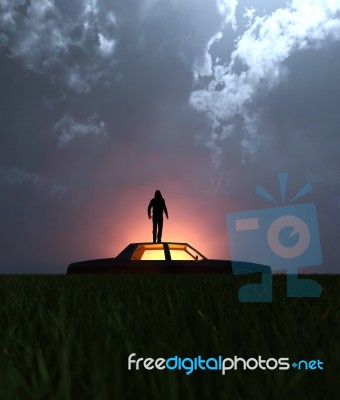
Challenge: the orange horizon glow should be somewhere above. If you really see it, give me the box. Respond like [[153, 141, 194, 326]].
[[56, 159, 246, 263], [57, 184, 240, 265], [89, 186, 236, 261]]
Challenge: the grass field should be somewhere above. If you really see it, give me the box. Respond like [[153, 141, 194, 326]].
[[0, 274, 339, 399]]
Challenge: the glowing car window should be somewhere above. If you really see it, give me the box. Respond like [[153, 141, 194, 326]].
[[131, 244, 165, 260], [168, 244, 204, 261]]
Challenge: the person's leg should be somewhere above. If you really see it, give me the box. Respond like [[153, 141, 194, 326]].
[[152, 218, 157, 243], [157, 218, 163, 242]]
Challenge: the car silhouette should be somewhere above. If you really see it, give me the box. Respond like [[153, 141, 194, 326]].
[[67, 242, 271, 274]]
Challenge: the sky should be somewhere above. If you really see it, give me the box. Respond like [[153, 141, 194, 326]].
[[0, 0, 339, 273]]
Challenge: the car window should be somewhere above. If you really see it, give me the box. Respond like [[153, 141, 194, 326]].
[[131, 244, 165, 260], [168, 244, 205, 261]]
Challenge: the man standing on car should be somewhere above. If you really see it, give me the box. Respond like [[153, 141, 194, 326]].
[[148, 190, 169, 243]]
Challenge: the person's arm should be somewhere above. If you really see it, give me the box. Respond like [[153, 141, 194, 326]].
[[148, 200, 153, 219], [163, 200, 169, 219]]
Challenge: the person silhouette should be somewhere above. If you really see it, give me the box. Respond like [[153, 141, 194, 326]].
[[147, 190, 169, 243]]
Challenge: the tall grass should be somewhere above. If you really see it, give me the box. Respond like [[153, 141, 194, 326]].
[[0, 275, 339, 399]]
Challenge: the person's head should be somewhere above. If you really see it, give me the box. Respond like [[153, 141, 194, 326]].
[[155, 190, 162, 198]]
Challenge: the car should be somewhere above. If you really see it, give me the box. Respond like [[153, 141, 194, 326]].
[[67, 242, 271, 274]]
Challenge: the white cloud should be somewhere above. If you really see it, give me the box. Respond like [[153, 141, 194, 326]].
[[194, 31, 223, 78], [98, 33, 116, 57], [190, 0, 340, 163], [217, 0, 238, 29], [193, 0, 238, 78], [54, 114, 106, 146], [0, 0, 118, 92]]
